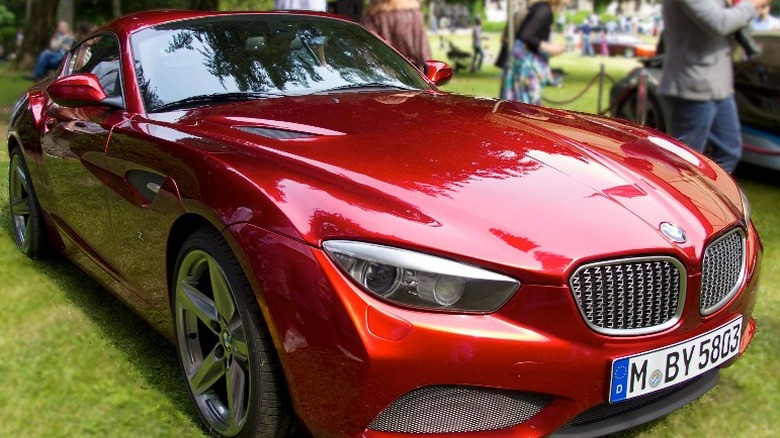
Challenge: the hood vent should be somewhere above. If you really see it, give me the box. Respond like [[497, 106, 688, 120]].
[[236, 126, 316, 140]]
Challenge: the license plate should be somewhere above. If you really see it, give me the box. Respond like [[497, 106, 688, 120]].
[[609, 316, 743, 403]]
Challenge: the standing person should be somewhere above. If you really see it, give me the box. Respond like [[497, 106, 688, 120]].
[[29, 21, 74, 80], [556, 10, 566, 33], [501, 0, 569, 105], [362, 0, 432, 70], [580, 20, 594, 56], [659, 0, 766, 174], [599, 28, 609, 56], [470, 16, 484, 72], [564, 21, 576, 52], [750, 4, 780, 31], [13, 27, 24, 60]]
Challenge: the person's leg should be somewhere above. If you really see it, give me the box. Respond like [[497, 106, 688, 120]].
[[584, 36, 594, 56], [33, 50, 53, 79], [45, 51, 65, 72], [476, 46, 484, 70], [707, 95, 742, 173], [668, 96, 716, 153]]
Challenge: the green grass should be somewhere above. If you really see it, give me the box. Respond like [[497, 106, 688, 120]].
[[1, 35, 779, 437]]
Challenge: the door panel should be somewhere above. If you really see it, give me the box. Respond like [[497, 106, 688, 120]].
[[103, 123, 186, 316], [40, 104, 124, 271]]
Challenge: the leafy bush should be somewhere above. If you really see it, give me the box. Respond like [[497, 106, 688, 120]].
[[599, 13, 617, 24], [0, 26, 16, 58], [569, 10, 591, 25], [483, 20, 506, 33], [0, 5, 14, 26]]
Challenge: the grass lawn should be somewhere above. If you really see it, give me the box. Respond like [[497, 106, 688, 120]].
[[1, 33, 779, 437]]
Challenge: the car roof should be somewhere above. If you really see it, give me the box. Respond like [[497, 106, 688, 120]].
[[95, 9, 352, 38]]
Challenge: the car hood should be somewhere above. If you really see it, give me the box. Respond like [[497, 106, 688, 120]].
[[154, 91, 743, 281]]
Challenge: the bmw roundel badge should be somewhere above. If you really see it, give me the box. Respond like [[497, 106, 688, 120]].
[[660, 222, 687, 243]]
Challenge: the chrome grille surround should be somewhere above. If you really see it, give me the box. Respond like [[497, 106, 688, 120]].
[[368, 385, 552, 433], [700, 228, 746, 315], [569, 256, 686, 336]]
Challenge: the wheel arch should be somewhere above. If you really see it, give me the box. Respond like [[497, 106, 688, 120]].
[[614, 87, 669, 133], [165, 213, 218, 296], [164, 212, 281, 341], [7, 132, 21, 157]]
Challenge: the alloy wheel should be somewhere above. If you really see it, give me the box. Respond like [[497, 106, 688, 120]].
[[9, 154, 33, 252], [175, 249, 251, 437]]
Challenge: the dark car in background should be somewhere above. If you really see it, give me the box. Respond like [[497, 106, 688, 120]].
[[610, 31, 780, 171]]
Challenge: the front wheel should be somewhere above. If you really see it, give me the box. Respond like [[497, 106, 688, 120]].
[[172, 228, 293, 437], [9, 146, 49, 257], [616, 93, 666, 133]]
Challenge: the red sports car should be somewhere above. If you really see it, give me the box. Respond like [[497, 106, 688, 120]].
[[6, 10, 761, 438]]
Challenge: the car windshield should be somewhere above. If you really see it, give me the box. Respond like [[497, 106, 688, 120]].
[[130, 14, 431, 112]]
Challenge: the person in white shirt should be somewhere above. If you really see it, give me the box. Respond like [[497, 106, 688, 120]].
[[750, 4, 780, 31]]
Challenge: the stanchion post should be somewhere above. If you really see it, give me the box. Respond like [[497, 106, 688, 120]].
[[637, 69, 648, 125], [597, 63, 605, 114]]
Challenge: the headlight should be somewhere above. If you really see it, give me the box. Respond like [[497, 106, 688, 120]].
[[323, 240, 520, 312], [739, 188, 751, 224]]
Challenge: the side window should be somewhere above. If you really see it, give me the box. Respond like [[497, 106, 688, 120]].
[[67, 35, 123, 99]]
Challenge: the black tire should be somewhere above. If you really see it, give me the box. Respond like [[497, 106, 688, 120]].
[[172, 227, 294, 438], [616, 93, 666, 133], [8, 146, 50, 258]]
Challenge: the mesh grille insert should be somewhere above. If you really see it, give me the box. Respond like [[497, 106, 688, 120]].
[[569, 257, 684, 335], [368, 386, 552, 433], [700, 228, 745, 315]]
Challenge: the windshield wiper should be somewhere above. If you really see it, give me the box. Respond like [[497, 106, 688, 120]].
[[315, 83, 417, 94], [153, 92, 283, 112]]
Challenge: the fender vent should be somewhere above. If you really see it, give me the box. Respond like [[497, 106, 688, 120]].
[[236, 126, 315, 140]]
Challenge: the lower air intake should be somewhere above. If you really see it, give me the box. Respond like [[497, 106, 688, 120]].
[[368, 385, 552, 433]]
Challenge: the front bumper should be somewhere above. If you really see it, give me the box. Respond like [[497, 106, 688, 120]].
[[229, 222, 761, 437]]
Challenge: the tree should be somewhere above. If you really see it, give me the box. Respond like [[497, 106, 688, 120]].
[[15, 0, 60, 70], [189, 0, 219, 9], [0, 5, 16, 25], [593, 0, 611, 14]]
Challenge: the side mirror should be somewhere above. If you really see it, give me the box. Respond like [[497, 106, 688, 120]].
[[46, 73, 118, 108], [424, 60, 453, 87]]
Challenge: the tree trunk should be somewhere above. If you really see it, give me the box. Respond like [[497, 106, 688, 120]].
[[112, 0, 122, 18], [15, 0, 60, 71], [58, 0, 73, 27], [189, 0, 220, 10]]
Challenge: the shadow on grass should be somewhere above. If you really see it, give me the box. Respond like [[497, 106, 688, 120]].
[[0, 177, 200, 429]]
